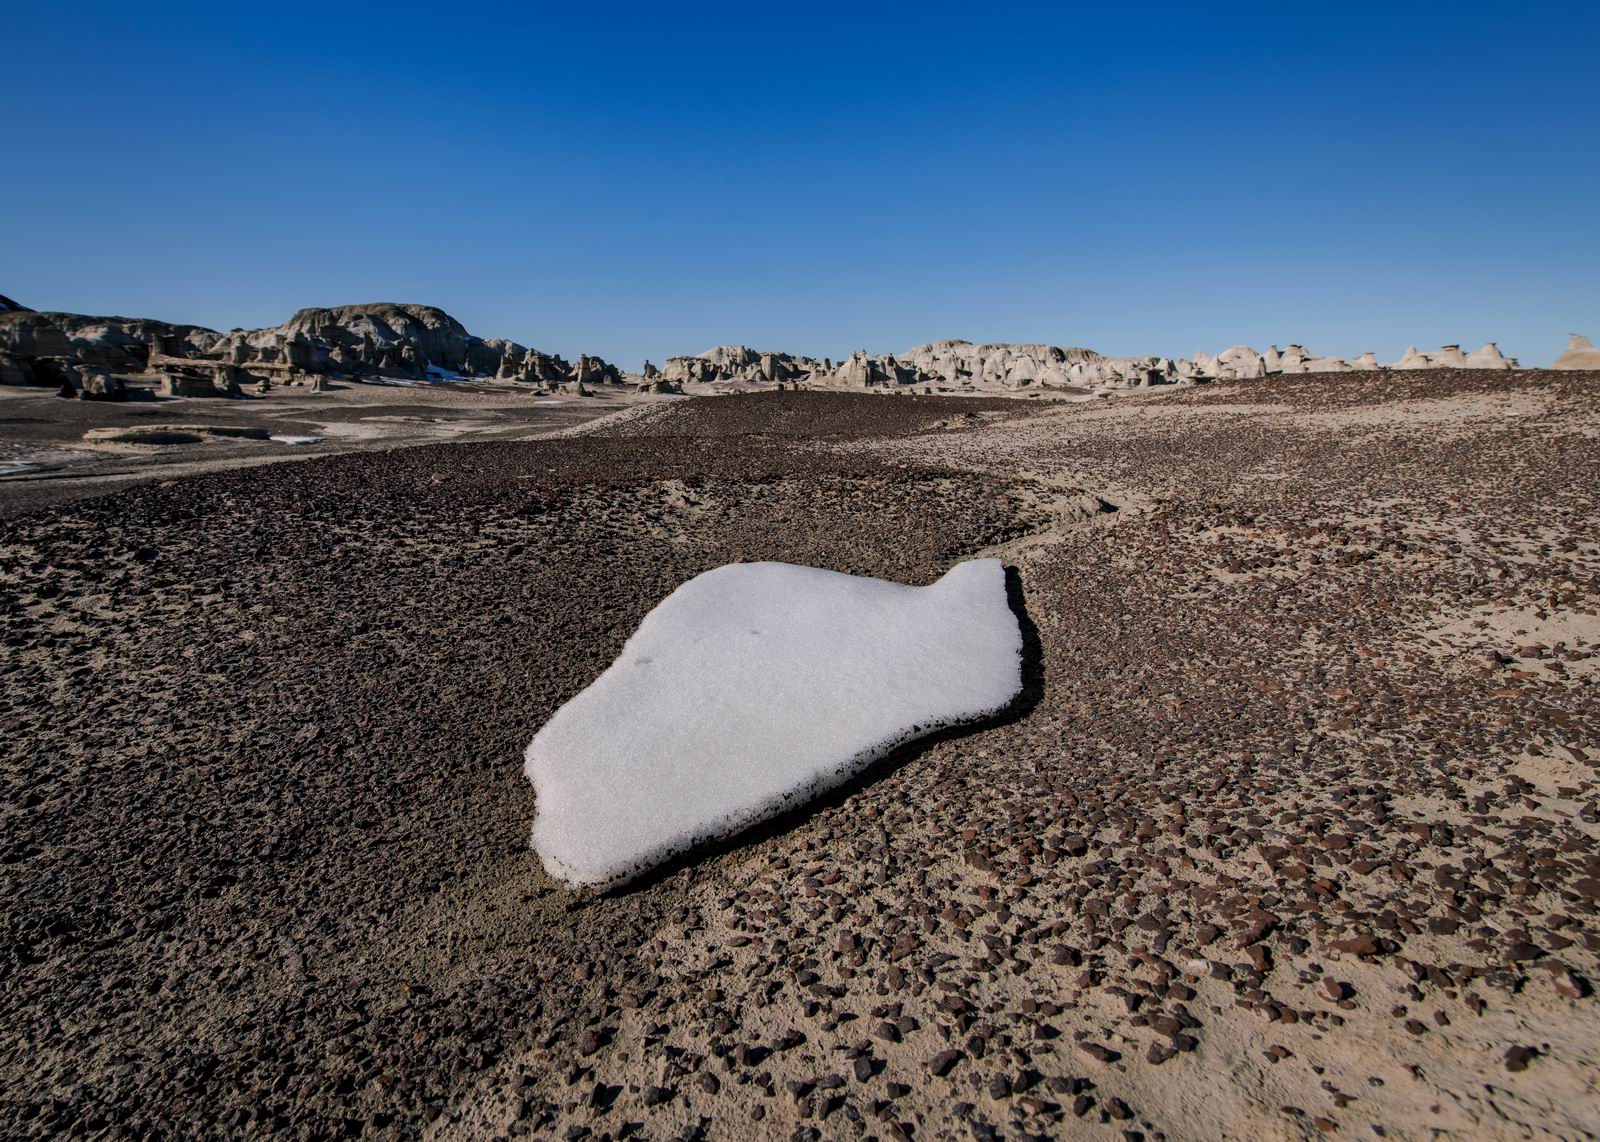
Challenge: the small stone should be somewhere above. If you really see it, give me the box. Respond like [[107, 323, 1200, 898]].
[[1330, 937, 1381, 957], [928, 1049, 964, 1077], [1504, 1045, 1537, 1072]]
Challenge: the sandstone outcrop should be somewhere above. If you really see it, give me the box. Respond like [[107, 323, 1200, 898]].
[[662, 345, 813, 386], [158, 371, 225, 398], [656, 335, 1530, 395], [0, 303, 622, 393], [77, 371, 127, 401], [1552, 333, 1600, 370], [662, 340, 1168, 391], [1388, 343, 1515, 371], [0, 298, 1554, 398], [0, 353, 31, 386]]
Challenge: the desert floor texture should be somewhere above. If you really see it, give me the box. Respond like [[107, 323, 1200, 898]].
[[2, 372, 1598, 1141]]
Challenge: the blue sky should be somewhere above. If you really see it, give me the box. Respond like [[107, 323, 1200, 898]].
[[7, 1, 1596, 369]]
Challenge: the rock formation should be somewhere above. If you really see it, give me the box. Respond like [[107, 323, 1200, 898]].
[[0, 352, 31, 386], [1552, 333, 1600, 370], [0, 303, 623, 394], [658, 336, 1528, 395], [0, 312, 188, 373], [158, 371, 222, 398], [661, 341, 1143, 391], [77, 370, 127, 401], [0, 298, 1561, 399]]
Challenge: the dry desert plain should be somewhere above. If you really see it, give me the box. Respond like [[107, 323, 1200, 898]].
[[2, 370, 1598, 1140]]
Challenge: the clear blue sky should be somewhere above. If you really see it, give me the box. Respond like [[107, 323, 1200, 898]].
[[8, 1, 1596, 369]]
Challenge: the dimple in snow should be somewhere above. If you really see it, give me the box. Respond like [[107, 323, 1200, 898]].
[[524, 559, 1023, 888]]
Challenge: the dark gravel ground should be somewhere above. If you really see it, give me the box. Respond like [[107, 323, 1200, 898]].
[[0, 395, 1053, 1139], [0, 380, 621, 520], [2, 379, 1597, 1140]]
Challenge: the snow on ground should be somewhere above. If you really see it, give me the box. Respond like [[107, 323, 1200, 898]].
[[525, 559, 1023, 888], [268, 435, 324, 445]]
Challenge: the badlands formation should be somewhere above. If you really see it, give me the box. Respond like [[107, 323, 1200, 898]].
[[3, 367, 1598, 1142], [660, 339, 1524, 392], [0, 302, 627, 397], [0, 295, 1558, 408], [1, 300, 1598, 1142], [1553, 333, 1600, 371]]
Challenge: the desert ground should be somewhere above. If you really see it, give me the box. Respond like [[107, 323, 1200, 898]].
[[2, 371, 1597, 1140], [0, 378, 642, 519]]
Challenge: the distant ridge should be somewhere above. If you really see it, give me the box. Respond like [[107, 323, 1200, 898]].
[[0, 301, 624, 390]]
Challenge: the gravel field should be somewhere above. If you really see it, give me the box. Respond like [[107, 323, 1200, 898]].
[[2, 377, 1597, 1140]]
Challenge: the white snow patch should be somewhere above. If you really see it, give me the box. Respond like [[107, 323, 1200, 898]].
[[525, 559, 1023, 888], [269, 435, 324, 445]]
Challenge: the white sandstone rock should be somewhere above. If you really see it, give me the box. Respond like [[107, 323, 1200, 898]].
[[1552, 333, 1600, 370], [1464, 342, 1512, 369], [524, 560, 1023, 888]]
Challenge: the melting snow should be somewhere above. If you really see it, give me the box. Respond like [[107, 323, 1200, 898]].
[[525, 559, 1023, 888], [269, 435, 324, 445]]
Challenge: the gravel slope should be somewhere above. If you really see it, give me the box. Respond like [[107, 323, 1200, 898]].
[[2, 380, 1597, 1140]]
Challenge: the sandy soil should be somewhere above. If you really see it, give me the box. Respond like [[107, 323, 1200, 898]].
[[1, 372, 1597, 1140], [0, 377, 651, 518]]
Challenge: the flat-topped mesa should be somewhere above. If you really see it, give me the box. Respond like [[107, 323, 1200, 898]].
[[1552, 333, 1600, 370], [0, 302, 624, 392]]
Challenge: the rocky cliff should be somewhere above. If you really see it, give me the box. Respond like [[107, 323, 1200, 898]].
[[0, 296, 1562, 397], [0, 302, 624, 390], [661, 337, 1527, 393]]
